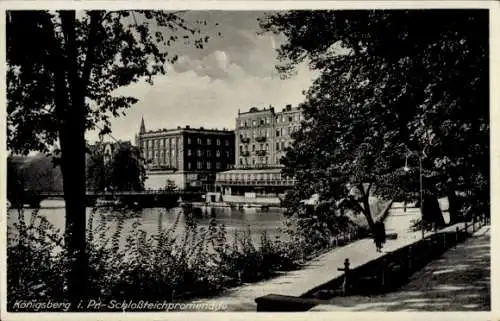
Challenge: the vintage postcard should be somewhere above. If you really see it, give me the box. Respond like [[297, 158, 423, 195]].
[[1, 1, 498, 321]]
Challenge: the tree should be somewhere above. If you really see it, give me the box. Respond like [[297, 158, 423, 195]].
[[108, 143, 145, 191], [260, 10, 488, 231], [7, 10, 215, 307]]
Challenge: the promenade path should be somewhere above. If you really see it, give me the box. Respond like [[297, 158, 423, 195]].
[[311, 225, 490, 311], [190, 203, 423, 311]]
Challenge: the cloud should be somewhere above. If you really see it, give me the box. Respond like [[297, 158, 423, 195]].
[[87, 61, 317, 143]]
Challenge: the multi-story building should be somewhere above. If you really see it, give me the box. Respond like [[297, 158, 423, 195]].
[[135, 118, 235, 190], [215, 104, 303, 196]]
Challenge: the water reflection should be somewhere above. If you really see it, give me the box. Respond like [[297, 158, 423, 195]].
[[7, 203, 288, 249]]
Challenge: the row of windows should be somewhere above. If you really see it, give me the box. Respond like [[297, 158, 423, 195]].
[[141, 137, 230, 149], [145, 150, 178, 159], [240, 143, 270, 152], [238, 126, 299, 140], [238, 113, 302, 128], [239, 157, 271, 165], [187, 149, 231, 158], [186, 137, 230, 146], [218, 172, 282, 181], [239, 141, 291, 152], [239, 129, 270, 139], [275, 126, 300, 137], [187, 161, 224, 170], [142, 137, 179, 149]]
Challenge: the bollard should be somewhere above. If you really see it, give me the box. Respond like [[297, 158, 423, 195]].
[[337, 258, 350, 296]]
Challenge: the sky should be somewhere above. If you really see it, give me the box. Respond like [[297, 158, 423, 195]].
[[86, 11, 318, 144]]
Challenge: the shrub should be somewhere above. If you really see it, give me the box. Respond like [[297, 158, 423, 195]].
[[7, 207, 306, 309]]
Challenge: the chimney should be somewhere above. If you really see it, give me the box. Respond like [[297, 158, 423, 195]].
[[200, 126, 204, 130], [177, 126, 181, 129], [186, 125, 190, 129], [286, 104, 292, 111]]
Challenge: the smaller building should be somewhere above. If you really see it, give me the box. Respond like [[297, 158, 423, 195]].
[[135, 118, 235, 191], [214, 168, 296, 196]]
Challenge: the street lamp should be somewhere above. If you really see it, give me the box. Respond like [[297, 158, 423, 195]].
[[404, 150, 425, 240]]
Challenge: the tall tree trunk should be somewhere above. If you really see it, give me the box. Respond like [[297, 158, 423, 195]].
[[361, 195, 375, 232], [60, 10, 88, 307]]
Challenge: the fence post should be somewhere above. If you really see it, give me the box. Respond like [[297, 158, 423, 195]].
[[407, 245, 412, 273]]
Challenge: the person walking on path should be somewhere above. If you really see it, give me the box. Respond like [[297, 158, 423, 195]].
[[374, 221, 386, 252]]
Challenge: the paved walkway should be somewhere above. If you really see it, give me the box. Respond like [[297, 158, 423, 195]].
[[311, 225, 490, 311], [190, 204, 423, 311]]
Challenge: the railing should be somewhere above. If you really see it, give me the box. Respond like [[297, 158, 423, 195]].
[[33, 190, 203, 197], [255, 213, 490, 311], [233, 164, 284, 170], [215, 179, 296, 186]]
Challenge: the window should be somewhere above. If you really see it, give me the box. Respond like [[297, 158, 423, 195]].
[[225, 151, 230, 158], [260, 143, 263, 150], [188, 162, 192, 170], [142, 141, 146, 149], [173, 138, 177, 146], [252, 120, 257, 126], [295, 113, 299, 121], [276, 142, 280, 151], [276, 130, 280, 137], [207, 150, 212, 157], [252, 158, 255, 165], [260, 119, 264, 125], [188, 137, 192, 144], [207, 162, 211, 169], [240, 121, 245, 128], [217, 139, 221, 146], [225, 140, 229, 146], [216, 150, 221, 158], [197, 138, 202, 144], [148, 140, 152, 148], [187, 149, 192, 156], [240, 158, 243, 165], [289, 116, 293, 122], [197, 149, 202, 157], [245, 145, 248, 151], [252, 145, 255, 151], [239, 145, 243, 152], [160, 139, 163, 147], [197, 161, 202, 169], [266, 117, 270, 124], [148, 151, 153, 159], [266, 143, 269, 151], [207, 138, 212, 145], [216, 162, 221, 169], [265, 157, 269, 164]]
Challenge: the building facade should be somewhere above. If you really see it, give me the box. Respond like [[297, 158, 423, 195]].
[[215, 105, 303, 196], [135, 118, 235, 190]]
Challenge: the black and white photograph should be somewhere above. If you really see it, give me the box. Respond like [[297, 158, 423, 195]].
[[1, 1, 496, 319]]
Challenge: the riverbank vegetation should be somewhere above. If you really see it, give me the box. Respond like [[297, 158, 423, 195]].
[[8, 202, 384, 310]]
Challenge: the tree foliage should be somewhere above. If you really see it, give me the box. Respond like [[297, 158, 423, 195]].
[[260, 10, 489, 230], [7, 9, 217, 305]]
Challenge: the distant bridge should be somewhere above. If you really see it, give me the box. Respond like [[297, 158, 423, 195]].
[[35, 190, 203, 198], [9, 190, 205, 208]]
